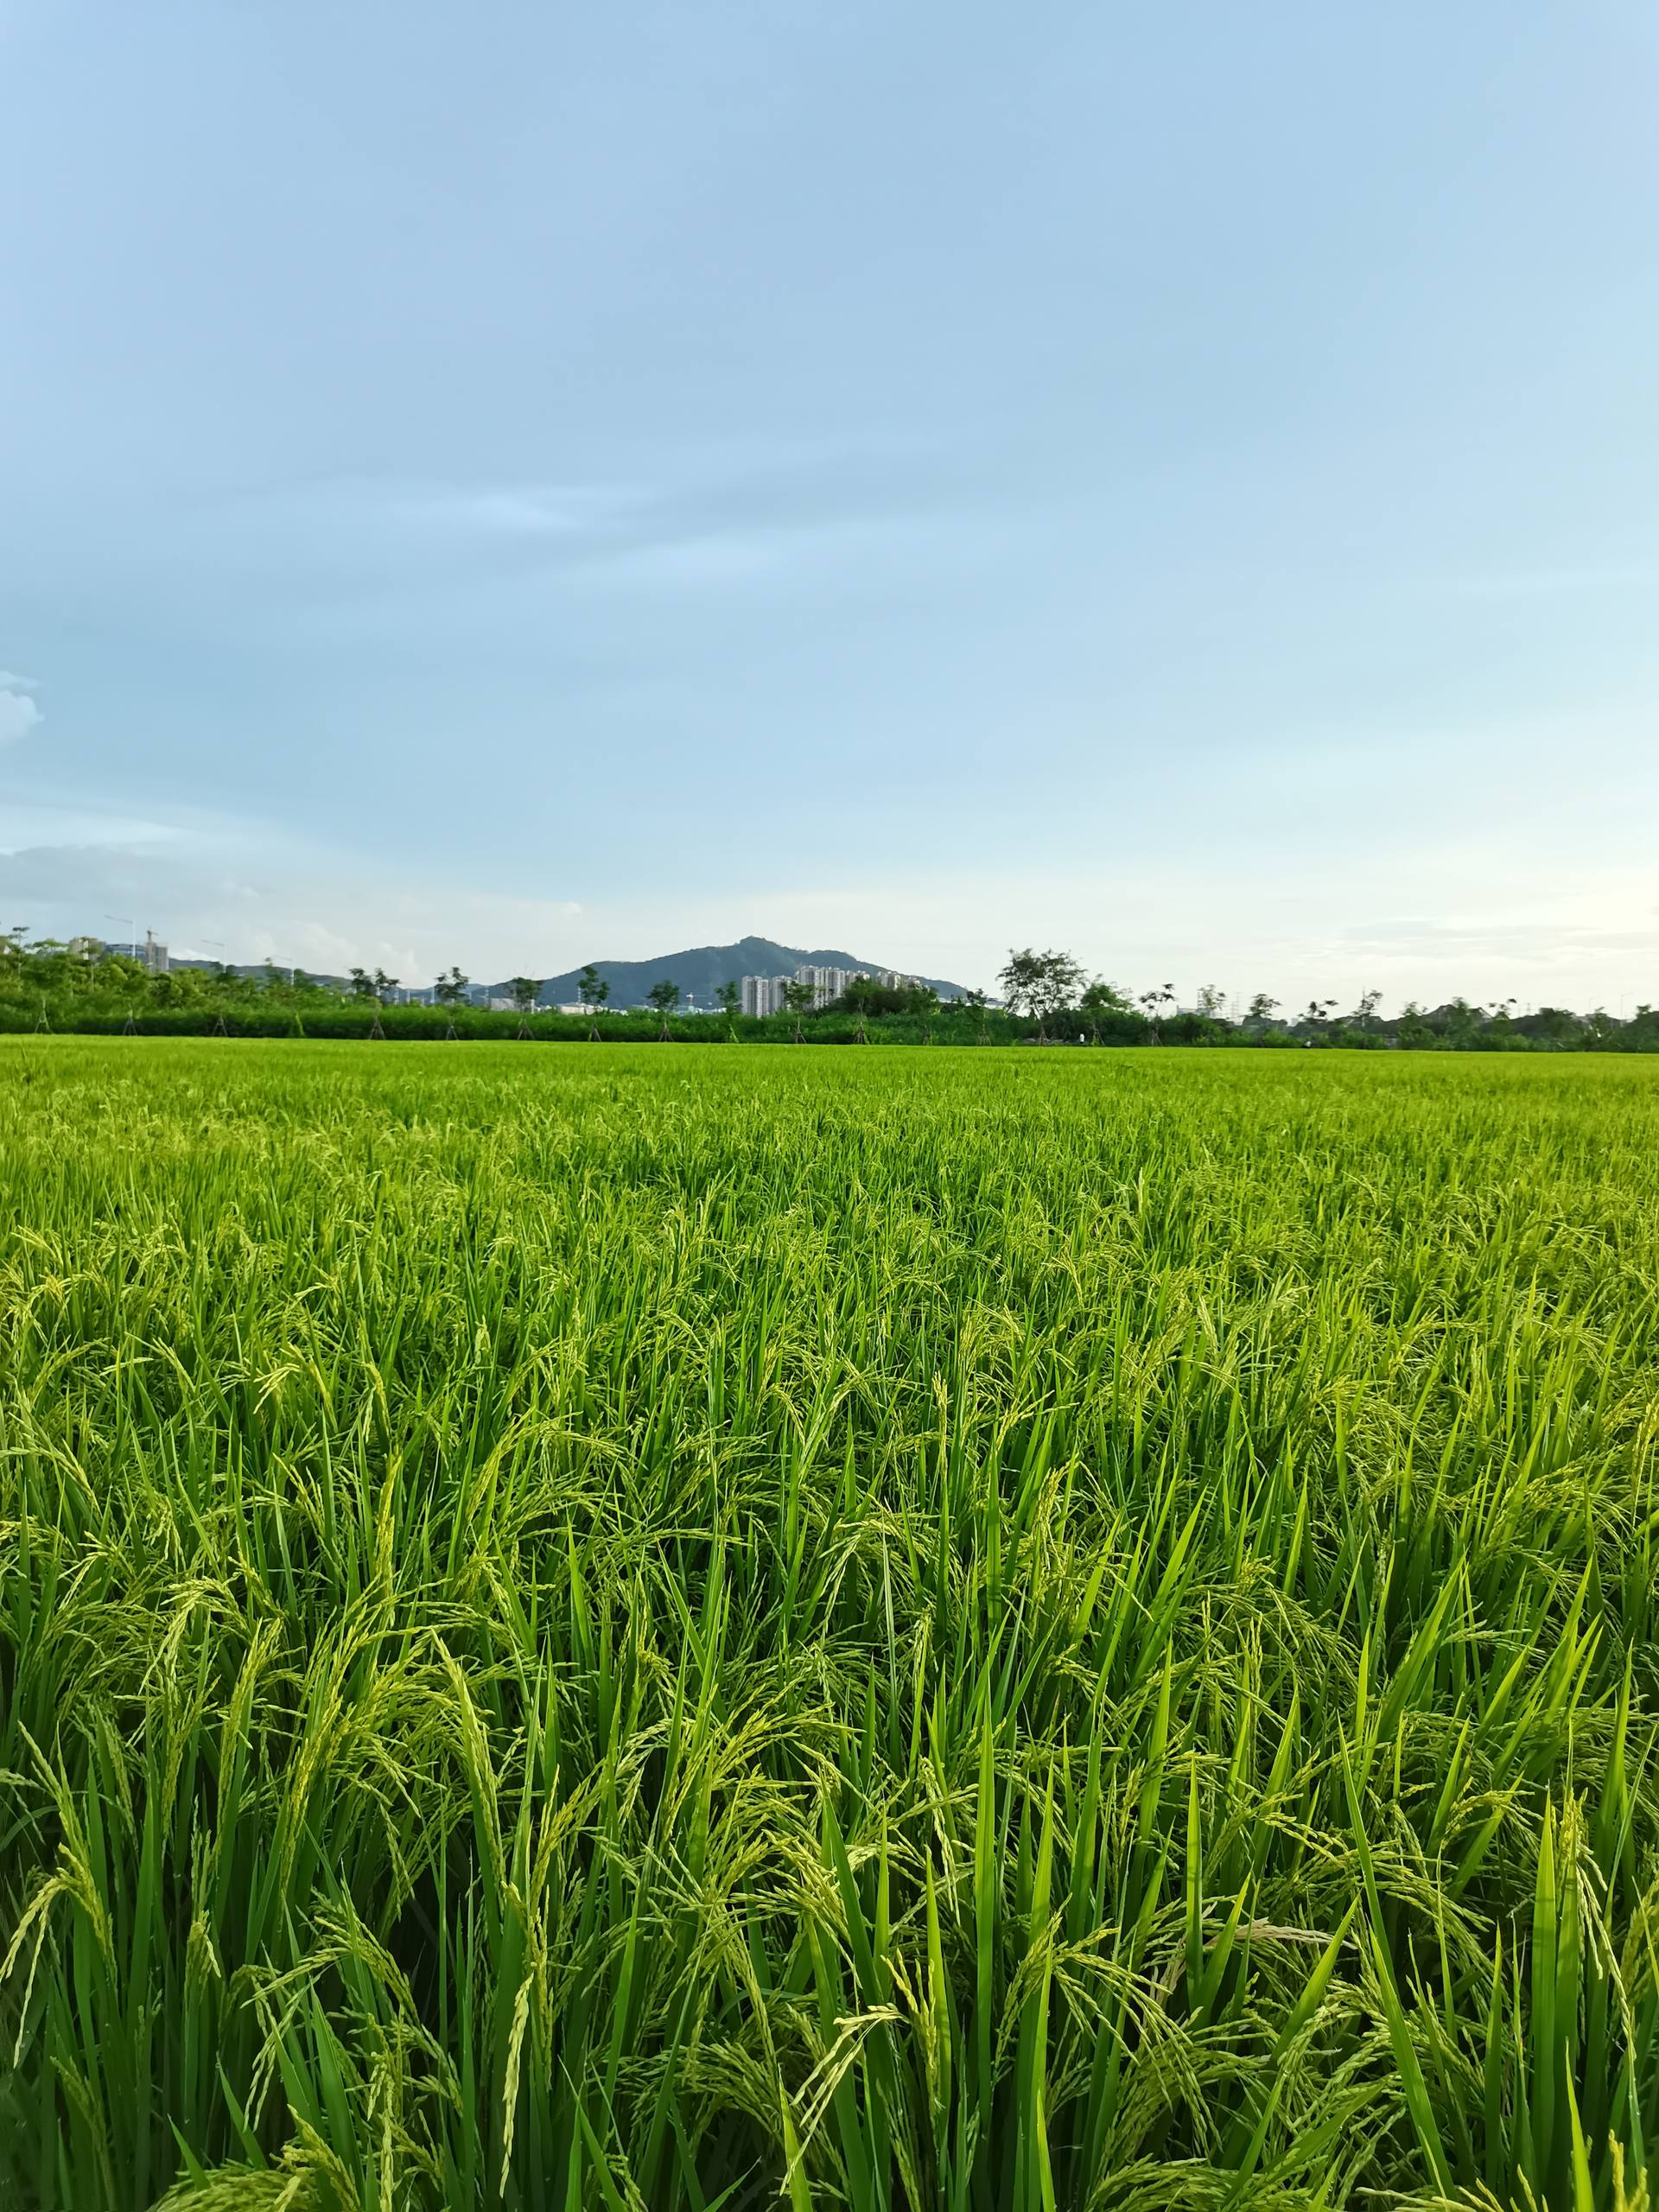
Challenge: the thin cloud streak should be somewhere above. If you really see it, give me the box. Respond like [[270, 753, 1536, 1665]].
[[0, 671, 42, 748]]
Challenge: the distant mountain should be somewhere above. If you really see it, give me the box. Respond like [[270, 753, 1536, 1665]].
[[493, 936, 969, 1008], [168, 956, 349, 988]]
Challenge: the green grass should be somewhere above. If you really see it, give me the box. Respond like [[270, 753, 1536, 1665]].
[[1, 1039, 1656, 2211]]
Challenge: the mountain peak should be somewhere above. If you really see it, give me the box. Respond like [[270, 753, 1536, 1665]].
[[490, 936, 969, 1007]]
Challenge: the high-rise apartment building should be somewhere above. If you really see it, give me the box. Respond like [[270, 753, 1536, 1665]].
[[100, 933, 169, 973], [740, 974, 790, 1018], [793, 964, 856, 1008], [739, 965, 925, 1015]]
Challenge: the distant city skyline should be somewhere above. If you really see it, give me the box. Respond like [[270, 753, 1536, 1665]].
[[43, 925, 1645, 1021], [741, 966, 916, 1017], [3, 1, 1656, 1009]]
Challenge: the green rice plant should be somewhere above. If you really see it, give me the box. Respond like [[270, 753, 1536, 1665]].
[[0, 1040, 1655, 2209]]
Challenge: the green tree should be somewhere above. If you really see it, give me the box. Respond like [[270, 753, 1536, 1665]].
[[348, 968, 376, 1001], [1076, 978, 1129, 1041], [577, 964, 610, 1009], [646, 979, 681, 1014], [1138, 983, 1175, 1039], [715, 980, 741, 1021], [1435, 997, 1481, 1047], [839, 976, 934, 1019], [1, 930, 31, 997], [1524, 1006, 1580, 1049], [1247, 992, 1280, 1025], [998, 948, 1083, 1026], [509, 976, 539, 1014], [434, 967, 468, 1006]]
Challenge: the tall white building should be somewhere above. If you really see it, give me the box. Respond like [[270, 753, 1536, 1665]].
[[793, 963, 857, 1008], [739, 965, 927, 1015], [101, 933, 169, 973], [741, 974, 790, 1017]]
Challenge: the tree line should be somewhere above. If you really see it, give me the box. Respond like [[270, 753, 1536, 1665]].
[[2, 931, 1656, 1050], [993, 946, 1659, 1049]]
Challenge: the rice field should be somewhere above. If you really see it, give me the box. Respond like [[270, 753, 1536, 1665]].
[[2, 1039, 1656, 2212]]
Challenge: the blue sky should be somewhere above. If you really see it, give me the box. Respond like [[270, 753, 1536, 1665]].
[[3, 0, 1656, 1007]]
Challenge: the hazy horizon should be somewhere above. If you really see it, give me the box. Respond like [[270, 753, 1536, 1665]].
[[4, 1, 1656, 1012]]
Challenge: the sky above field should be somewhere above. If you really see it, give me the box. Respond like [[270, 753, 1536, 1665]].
[[3, 0, 1657, 1009]]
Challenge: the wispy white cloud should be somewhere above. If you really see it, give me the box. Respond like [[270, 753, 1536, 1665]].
[[403, 482, 646, 537], [0, 798, 180, 855], [1445, 563, 1659, 601], [168, 455, 976, 603], [0, 671, 41, 747], [583, 527, 787, 588], [0, 804, 586, 981]]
